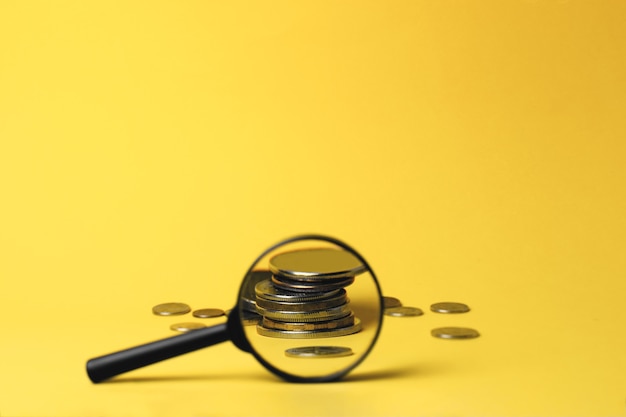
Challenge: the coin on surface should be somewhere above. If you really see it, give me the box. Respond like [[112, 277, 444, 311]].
[[430, 302, 470, 314], [152, 302, 191, 316], [270, 248, 366, 280], [192, 308, 225, 318], [170, 322, 206, 333], [431, 327, 480, 339], [285, 346, 354, 358], [383, 296, 402, 309], [384, 306, 424, 317]]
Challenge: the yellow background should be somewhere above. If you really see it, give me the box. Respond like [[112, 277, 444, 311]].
[[1, 1, 625, 416]]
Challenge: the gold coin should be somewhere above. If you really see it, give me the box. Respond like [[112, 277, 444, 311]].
[[256, 292, 348, 312], [192, 308, 225, 318], [383, 296, 402, 309], [285, 346, 354, 358], [262, 313, 356, 331], [431, 327, 480, 339], [271, 275, 355, 292], [384, 306, 424, 317], [152, 302, 191, 316], [255, 279, 341, 302], [169, 322, 206, 333], [255, 302, 352, 323], [257, 318, 361, 339], [430, 302, 470, 314], [269, 248, 366, 280]]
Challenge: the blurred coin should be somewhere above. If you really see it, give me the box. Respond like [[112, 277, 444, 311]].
[[430, 302, 470, 314], [255, 279, 341, 302], [241, 270, 273, 313], [431, 327, 480, 339], [262, 313, 356, 331], [383, 296, 402, 309], [384, 306, 424, 317], [285, 346, 354, 358], [152, 302, 191, 316], [170, 322, 206, 333], [192, 308, 225, 318], [257, 319, 361, 339], [256, 302, 352, 323], [270, 248, 366, 280]]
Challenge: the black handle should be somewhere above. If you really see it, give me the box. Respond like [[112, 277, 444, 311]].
[[86, 323, 230, 383]]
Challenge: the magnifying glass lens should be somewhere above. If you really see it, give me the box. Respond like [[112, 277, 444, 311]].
[[238, 237, 383, 381]]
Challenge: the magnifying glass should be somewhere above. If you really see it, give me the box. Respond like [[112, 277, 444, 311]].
[[86, 235, 383, 383]]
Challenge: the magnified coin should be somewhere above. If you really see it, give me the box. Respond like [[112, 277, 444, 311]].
[[192, 308, 225, 318], [430, 302, 470, 314], [383, 296, 402, 309], [431, 327, 480, 339], [384, 306, 423, 317], [262, 313, 356, 331], [255, 279, 341, 302], [257, 319, 362, 339], [285, 346, 354, 358], [152, 302, 191, 316], [270, 248, 366, 280], [170, 322, 206, 333]]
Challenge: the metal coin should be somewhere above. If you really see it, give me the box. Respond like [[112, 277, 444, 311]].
[[383, 296, 402, 309], [169, 322, 206, 333], [241, 270, 273, 312], [192, 308, 225, 318], [384, 306, 424, 317], [256, 292, 348, 312], [255, 302, 352, 323], [272, 275, 355, 292], [262, 313, 356, 331], [285, 346, 354, 358], [255, 279, 341, 302], [269, 248, 366, 280], [430, 302, 470, 314], [152, 302, 191, 316], [431, 327, 480, 339], [257, 318, 362, 339]]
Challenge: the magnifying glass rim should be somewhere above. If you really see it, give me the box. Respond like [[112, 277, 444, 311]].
[[236, 234, 384, 383]]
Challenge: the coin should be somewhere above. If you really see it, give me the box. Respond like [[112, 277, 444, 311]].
[[431, 327, 480, 339], [256, 292, 348, 312], [192, 308, 225, 318], [262, 313, 356, 331], [430, 302, 470, 314], [383, 296, 402, 309], [384, 306, 424, 317], [257, 319, 362, 339], [272, 275, 355, 292], [269, 248, 366, 280], [241, 270, 273, 313], [285, 346, 354, 358], [255, 279, 341, 302], [256, 302, 352, 323], [170, 322, 206, 333], [152, 302, 191, 316]]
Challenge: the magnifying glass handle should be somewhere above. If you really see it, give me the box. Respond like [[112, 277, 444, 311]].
[[86, 323, 229, 383]]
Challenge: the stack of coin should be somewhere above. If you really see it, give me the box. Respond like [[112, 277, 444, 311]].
[[254, 248, 365, 339]]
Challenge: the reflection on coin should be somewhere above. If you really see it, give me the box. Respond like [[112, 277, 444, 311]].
[[285, 346, 354, 358], [384, 306, 424, 317], [170, 322, 206, 333], [192, 308, 225, 318], [152, 302, 191, 316], [257, 319, 361, 339], [383, 296, 402, 309], [431, 327, 480, 339], [430, 302, 470, 314], [270, 248, 366, 280]]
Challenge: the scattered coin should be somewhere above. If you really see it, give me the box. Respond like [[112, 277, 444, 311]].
[[383, 296, 402, 309], [431, 327, 480, 339], [152, 302, 191, 316], [285, 346, 354, 358], [170, 322, 206, 333], [384, 306, 424, 317], [430, 302, 470, 314], [192, 308, 225, 318]]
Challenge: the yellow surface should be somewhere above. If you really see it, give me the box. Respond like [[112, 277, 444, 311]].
[[1, 1, 625, 416]]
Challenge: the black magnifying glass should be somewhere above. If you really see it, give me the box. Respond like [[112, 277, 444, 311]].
[[86, 235, 383, 383]]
